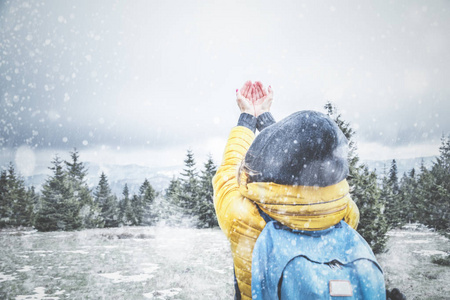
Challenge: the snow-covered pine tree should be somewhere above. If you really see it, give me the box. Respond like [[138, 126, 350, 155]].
[[162, 176, 185, 225], [34, 156, 82, 231], [8, 163, 33, 227], [65, 148, 102, 229], [0, 163, 34, 227], [118, 188, 125, 225], [384, 159, 404, 228], [130, 194, 142, 225], [389, 159, 400, 194], [94, 172, 118, 227], [178, 150, 200, 215], [380, 167, 396, 228], [352, 165, 388, 253], [195, 155, 219, 228], [166, 176, 182, 206], [415, 161, 435, 228], [0, 170, 9, 227], [65, 148, 87, 182], [399, 168, 418, 223], [139, 179, 157, 225], [325, 102, 388, 253], [426, 135, 450, 231], [27, 186, 40, 226], [118, 183, 135, 225]]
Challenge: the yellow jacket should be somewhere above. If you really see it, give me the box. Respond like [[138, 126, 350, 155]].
[[213, 126, 359, 300]]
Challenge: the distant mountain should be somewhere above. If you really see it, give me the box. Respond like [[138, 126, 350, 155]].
[[23, 162, 183, 196], [17, 156, 437, 196], [362, 156, 436, 177], [84, 163, 183, 195]]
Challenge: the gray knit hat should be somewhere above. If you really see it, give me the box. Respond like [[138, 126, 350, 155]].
[[244, 110, 349, 187]]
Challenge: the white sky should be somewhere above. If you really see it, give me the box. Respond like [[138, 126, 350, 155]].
[[1, 0, 449, 175]]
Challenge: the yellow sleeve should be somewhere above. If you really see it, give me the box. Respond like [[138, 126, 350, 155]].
[[344, 198, 360, 230], [212, 126, 264, 237]]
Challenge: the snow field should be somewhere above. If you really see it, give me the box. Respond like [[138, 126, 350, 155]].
[[377, 225, 450, 299], [2, 224, 448, 299], [0, 226, 234, 299]]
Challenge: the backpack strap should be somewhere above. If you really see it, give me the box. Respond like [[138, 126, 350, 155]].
[[256, 204, 273, 224], [233, 267, 241, 300]]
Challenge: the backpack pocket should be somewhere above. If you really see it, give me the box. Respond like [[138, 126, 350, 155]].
[[279, 256, 385, 299]]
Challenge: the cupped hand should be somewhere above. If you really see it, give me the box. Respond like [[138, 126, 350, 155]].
[[236, 80, 255, 116], [252, 81, 273, 117]]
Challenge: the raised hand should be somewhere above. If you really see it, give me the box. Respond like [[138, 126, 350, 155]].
[[236, 80, 255, 116], [241, 80, 253, 100], [252, 81, 273, 117]]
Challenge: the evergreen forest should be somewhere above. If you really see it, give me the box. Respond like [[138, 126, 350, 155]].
[[1, 104, 449, 254], [0, 149, 218, 231]]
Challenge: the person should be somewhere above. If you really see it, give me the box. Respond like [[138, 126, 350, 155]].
[[212, 80, 360, 300]]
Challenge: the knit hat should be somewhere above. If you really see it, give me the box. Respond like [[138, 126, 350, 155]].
[[244, 110, 349, 187]]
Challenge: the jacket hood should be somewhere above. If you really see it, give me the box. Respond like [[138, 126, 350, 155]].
[[244, 110, 349, 187]]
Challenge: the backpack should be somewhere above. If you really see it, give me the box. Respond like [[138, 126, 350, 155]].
[[251, 212, 386, 300]]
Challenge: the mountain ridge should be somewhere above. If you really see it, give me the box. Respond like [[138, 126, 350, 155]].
[[5, 156, 437, 197]]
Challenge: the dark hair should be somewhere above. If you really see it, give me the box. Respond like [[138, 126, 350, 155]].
[[237, 159, 260, 186]]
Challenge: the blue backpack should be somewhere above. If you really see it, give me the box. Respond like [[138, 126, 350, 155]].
[[251, 213, 386, 299]]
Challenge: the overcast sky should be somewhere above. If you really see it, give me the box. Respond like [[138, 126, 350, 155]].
[[1, 0, 449, 176]]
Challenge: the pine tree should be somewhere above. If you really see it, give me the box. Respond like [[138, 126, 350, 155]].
[[0, 164, 34, 227], [34, 156, 82, 231], [352, 165, 388, 253], [65, 148, 88, 183], [178, 150, 200, 214], [162, 176, 185, 225], [27, 186, 40, 227], [398, 169, 418, 223], [94, 172, 118, 227], [139, 179, 157, 225], [388, 159, 400, 194], [166, 177, 182, 205], [380, 168, 396, 228], [65, 149, 102, 229], [0, 170, 9, 227], [384, 159, 404, 228], [195, 155, 219, 228], [426, 135, 450, 230], [10, 165, 33, 227], [325, 102, 388, 253], [130, 194, 142, 225], [415, 161, 434, 226], [324, 102, 358, 168], [118, 184, 134, 225]]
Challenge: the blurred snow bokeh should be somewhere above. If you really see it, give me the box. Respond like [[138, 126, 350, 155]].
[[14, 145, 36, 176], [1, 0, 449, 175]]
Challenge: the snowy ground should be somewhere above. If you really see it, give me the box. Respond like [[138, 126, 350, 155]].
[[0, 227, 234, 299], [377, 224, 450, 300], [0, 224, 448, 299]]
